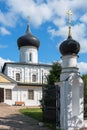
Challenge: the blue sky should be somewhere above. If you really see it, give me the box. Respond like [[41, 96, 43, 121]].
[[0, 0, 87, 74]]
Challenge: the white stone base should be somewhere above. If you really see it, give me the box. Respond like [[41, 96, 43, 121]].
[[84, 119, 87, 127], [56, 127, 83, 130], [64, 128, 78, 130], [56, 127, 85, 130]]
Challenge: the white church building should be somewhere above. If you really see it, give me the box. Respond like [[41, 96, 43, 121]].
[[0, 22, 51, 106]]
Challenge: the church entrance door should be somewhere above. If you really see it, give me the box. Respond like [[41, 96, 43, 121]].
[[0, 88, 4, 102]]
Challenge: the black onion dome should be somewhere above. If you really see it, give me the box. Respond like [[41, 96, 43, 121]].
[[17, 25, 40, 49], [59, 36, 80, 55]]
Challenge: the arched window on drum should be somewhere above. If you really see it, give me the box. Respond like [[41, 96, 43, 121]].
[[29, 53, 32, 62]]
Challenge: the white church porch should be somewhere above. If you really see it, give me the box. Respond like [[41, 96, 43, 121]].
[[0, 72, 42, 106], [2, 83, 16, 105], [11, 83, 42, 106], [0, 72, 16, 105], [3, 84, 42, 106]]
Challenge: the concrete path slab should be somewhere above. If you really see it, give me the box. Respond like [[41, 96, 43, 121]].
[[0, 104, 51, 130]]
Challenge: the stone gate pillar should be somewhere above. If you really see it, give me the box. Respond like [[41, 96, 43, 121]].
[[57, 55, 84, 130], [57, 10, 84, 130]]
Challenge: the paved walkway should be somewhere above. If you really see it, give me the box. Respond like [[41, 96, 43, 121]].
[[0, 103, 87, 130], [0, 103, 50, 130]]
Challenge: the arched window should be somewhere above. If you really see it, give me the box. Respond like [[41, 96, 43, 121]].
[[32, 74, 36, 82], [29, 53, 32, 62], [16, 73, 20, 81]]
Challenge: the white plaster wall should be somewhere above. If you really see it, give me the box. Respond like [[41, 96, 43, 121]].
[[1, 84, 42, 106], [60, 55, 79, 81], [0, 83, 16, 105], [58, 52, 84, 130], [61, 55, 78, 68], [60, 68, 79, 81], [11, 86, 42, 106], [0, 84, 15, 89], [2, 63, 51, 106], [20, 46, 38, 63], [4, 64, 50, 84], [58, 74, 84, 130]]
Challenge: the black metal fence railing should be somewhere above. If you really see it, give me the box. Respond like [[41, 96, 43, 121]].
[[42, 85, 60, 127]]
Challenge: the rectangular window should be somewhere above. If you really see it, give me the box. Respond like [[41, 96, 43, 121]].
[[32, 74, 36, 82], [28, 90, 34, 100], [5, 89, 12, 100], [16, 73, 20, 81]]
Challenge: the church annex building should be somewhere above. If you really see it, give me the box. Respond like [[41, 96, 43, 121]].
[[0, 22, 51, 106]]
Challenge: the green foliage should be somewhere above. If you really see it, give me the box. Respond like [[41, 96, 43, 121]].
[[82, 74, 87, 117], [82, 74, 87, 103], [47, 62, 61, 85]]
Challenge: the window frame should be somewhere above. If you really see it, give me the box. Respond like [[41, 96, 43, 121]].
[[5, 89, 12, 100], [28, 90, 34, 100], [16, 73, 20, 81], [29, 53, 32, 62], [32, 74, 37, 82]]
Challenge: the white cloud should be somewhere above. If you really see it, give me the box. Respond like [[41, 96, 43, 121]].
[[78, 62, 87, 74], [48, 25, 68, 38], [70, 0, 87, 12], [48, 23, 87, 53], [0, 27, 11, 35], [70, 24, 87, 53], [0, 0, 87, 73], [0, 0, 86, 27], [5, 0, 52, 27], [0, 0, 86, 28], [71, 24, 86, 40], [0, 57, 14, 71], [5, 0, 72, 27], [0, 0, 87, 53], [53, 18, 66, 27], [80, 13, 87, 24], [0, 10, 17, 27], [79, 39, 87, 53]]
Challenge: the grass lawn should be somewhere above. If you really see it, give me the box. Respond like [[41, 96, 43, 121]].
[[19, 108, 43, 122], [19, 108, 61, 130]]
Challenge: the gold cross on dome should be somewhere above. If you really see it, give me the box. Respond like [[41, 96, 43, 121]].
[[26, 16, 31, 33], [28, 16, 30, 25], [67, 10, 72, 37], [67, 10, 72, 27]]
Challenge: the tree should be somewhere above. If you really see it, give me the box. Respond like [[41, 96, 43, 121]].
[[47, 62, 61, 85], [82, 74, 87, 117], [82, 74, 87, 103]]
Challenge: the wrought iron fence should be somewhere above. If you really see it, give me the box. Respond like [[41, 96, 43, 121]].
[[42, 84, 60, 127]]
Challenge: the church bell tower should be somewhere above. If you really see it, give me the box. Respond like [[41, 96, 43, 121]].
[[17, 18, 40, 64]]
